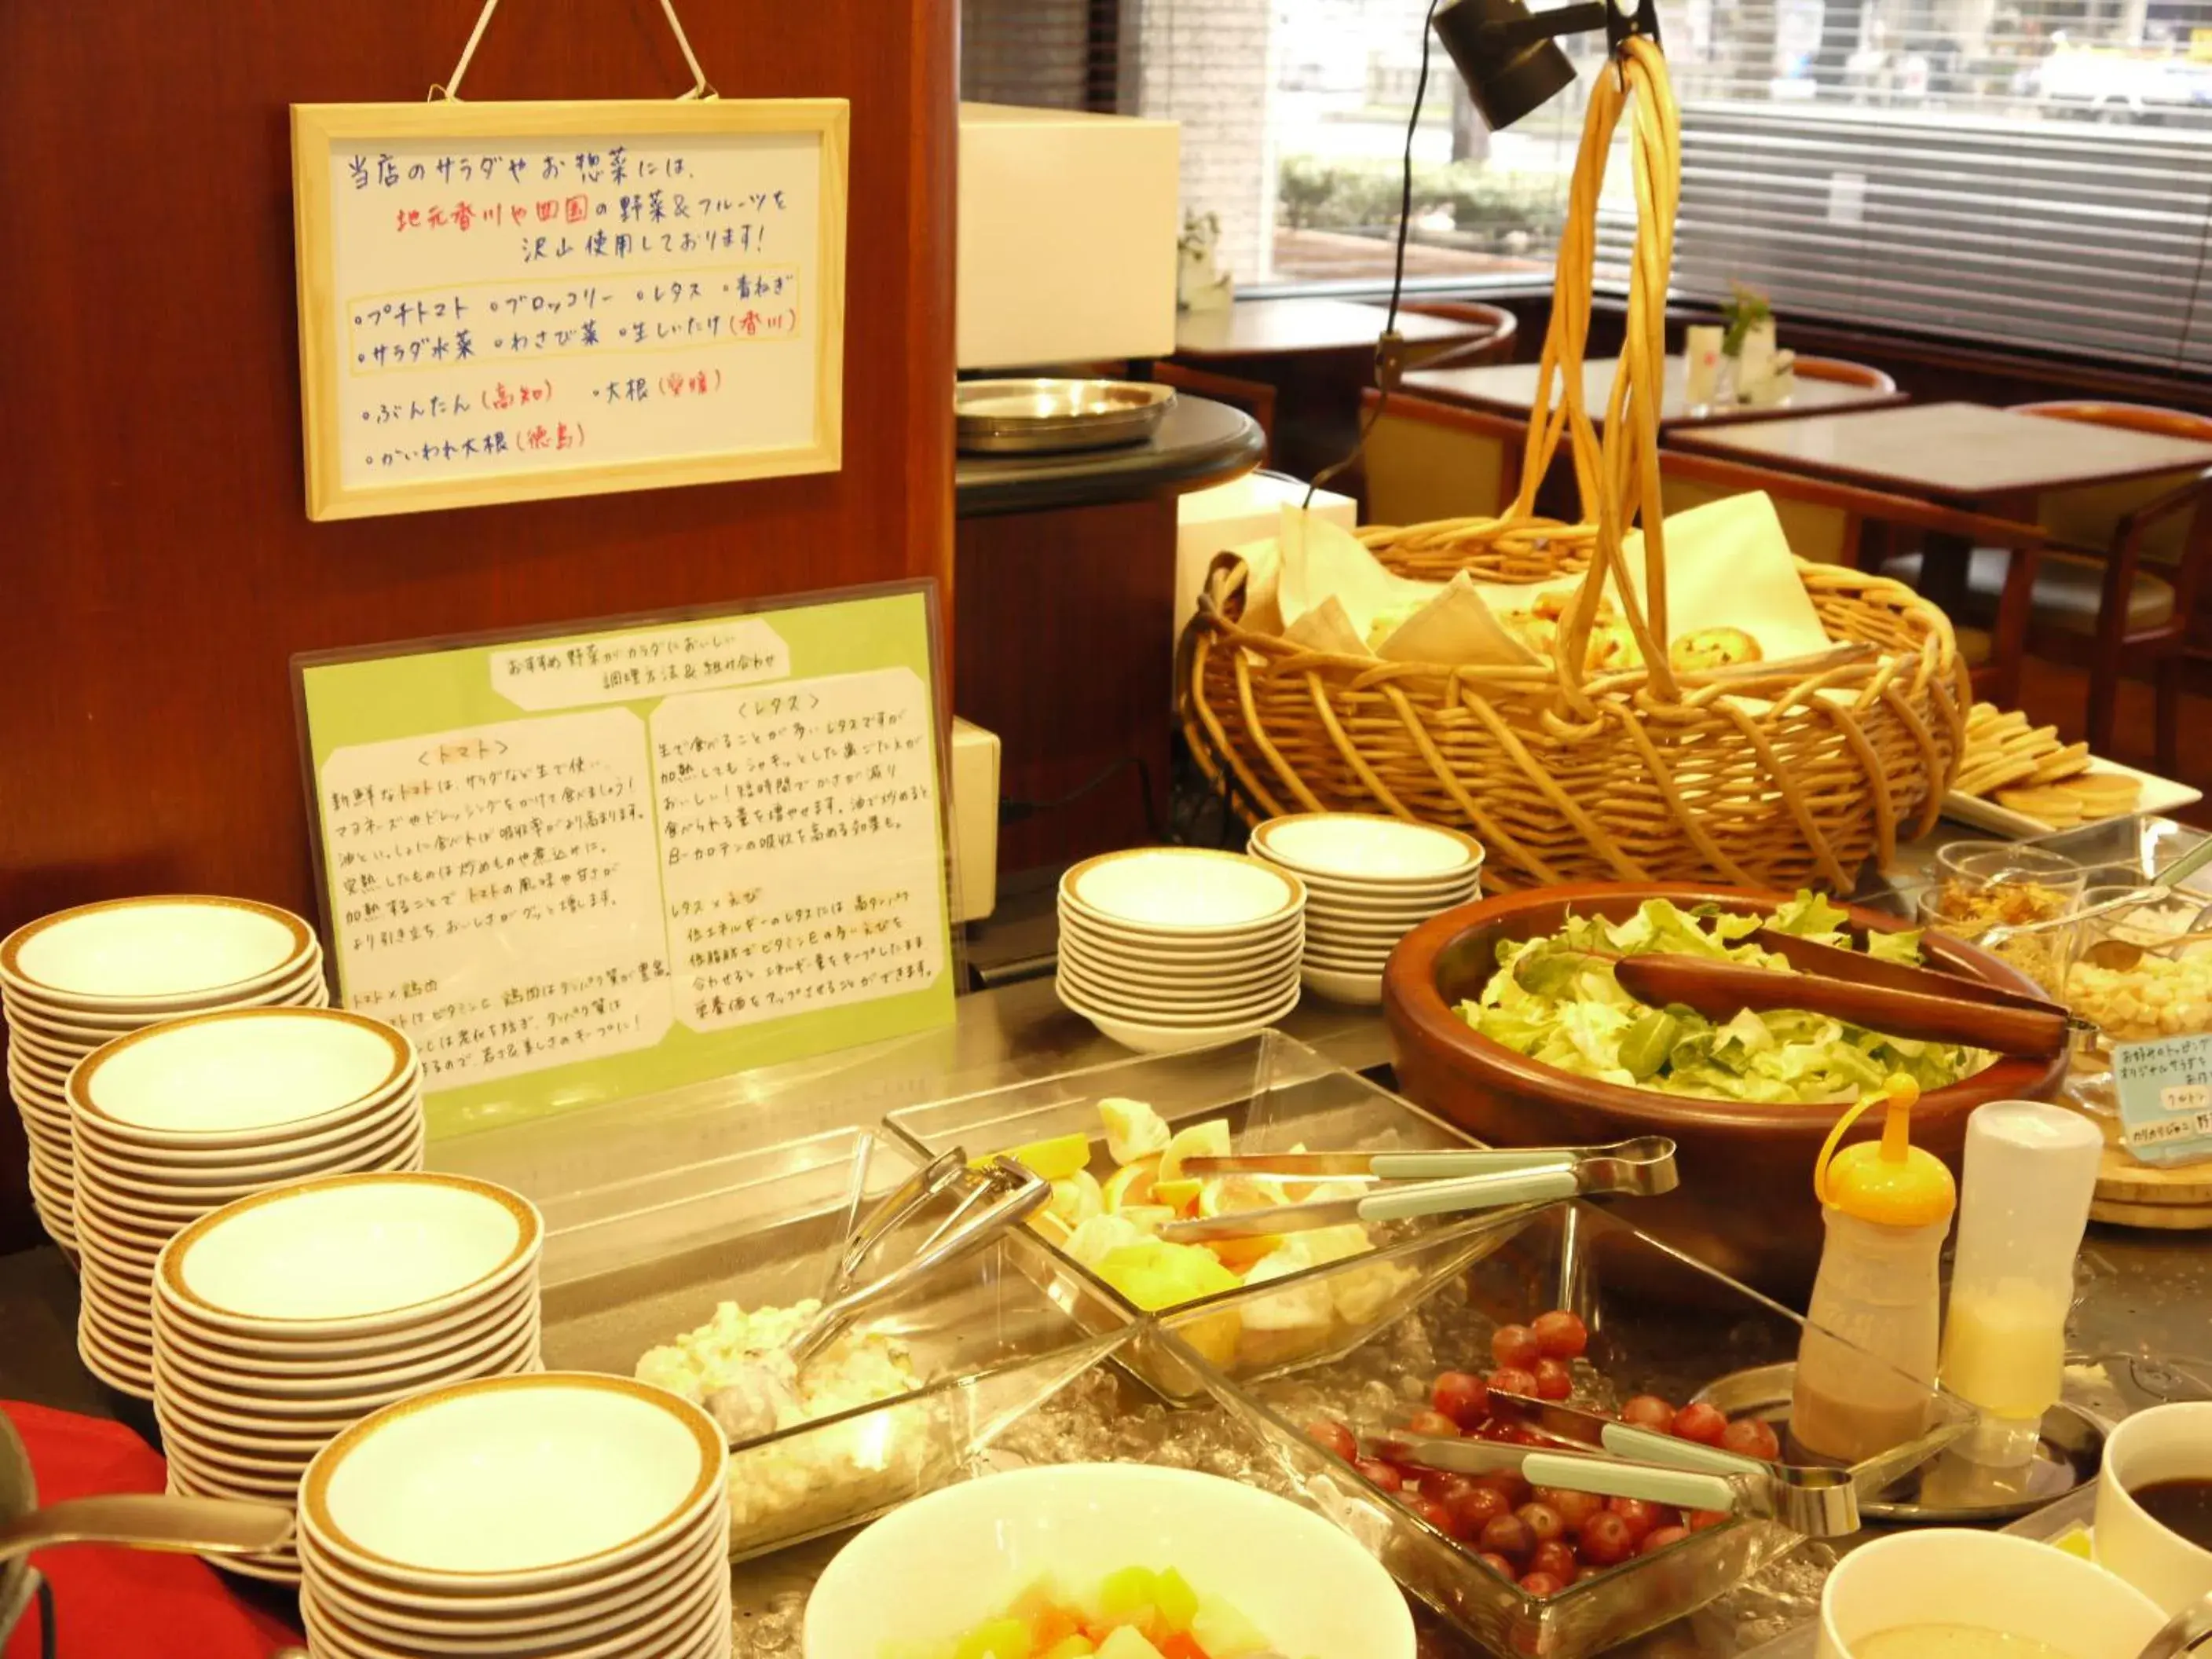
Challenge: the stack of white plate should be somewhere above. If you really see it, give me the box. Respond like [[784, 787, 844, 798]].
[[70, 1008, 427, 1400], [151, 1172, 545, 1584], [1248, 814, 1485, 1005], [297, 1373, 731, 1658], [1, 895, 325, 1252], [1056, 848, 1308, 1054]]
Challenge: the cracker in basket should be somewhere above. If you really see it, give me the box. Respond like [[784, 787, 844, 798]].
[[2027, 742, 2093, 784], [1994, 785, 2088, 826]]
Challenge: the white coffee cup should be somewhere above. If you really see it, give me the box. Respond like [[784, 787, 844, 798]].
[[2096, 1401, 2212, 1614], [1818, 1529, 2163, 1659]]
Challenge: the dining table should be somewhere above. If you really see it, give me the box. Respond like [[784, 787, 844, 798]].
[[1401, 356, 1909, 430], [1665, 400, 2212, 612], [1171, 298, 1499, 482]]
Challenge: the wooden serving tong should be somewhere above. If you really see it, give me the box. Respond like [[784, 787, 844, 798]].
[[1610, 927, 2077, 1058]]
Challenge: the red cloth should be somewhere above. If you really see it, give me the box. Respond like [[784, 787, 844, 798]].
[[2, 1401, 302, 1659]]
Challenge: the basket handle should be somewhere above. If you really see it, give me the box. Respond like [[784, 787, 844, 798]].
[[1513, 38, 1683, 707]]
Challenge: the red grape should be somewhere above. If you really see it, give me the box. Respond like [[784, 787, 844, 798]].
[[1577, 1510, 1635, 1566], [1518, 1571, 1566, 1598], [1639, 1525, 1692, 1556], [1353, 1458, 1404, 1493], [1672, 1403, 1730, 1446], [1719, 1417, 1782, 1462], [1547, 1488, 1605, 1529], [1532, 1309, 1589, 1360], [1531, 1357, 1574, 1401], [1621, 1395, 1676, 1432], [1412, 1496, 1461, 1537], [1529, 1540, 1578, 1581], [1432, 1371, 1489, 1428], [1305, 1419, 1357, 1461], [1487, 1366, 1538, 1400], [1516, 1502, 1566, 1545], [1478, 1469, 1533, 1508], [1478, 1513, 1534, 1562], [1415, 1470, 1478, 1507], [1405, 1408, 1462, 1441], [1606, 1496, 1663, 1540], [1475, 1551, 1517, 1578], [1492, 1324, 1543, 1369], [1686, 1507, 1731, 1532], [1454, 1485, 1512, 1532]]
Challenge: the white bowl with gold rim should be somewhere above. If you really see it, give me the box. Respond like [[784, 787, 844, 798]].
[[151, 1273, 537, 1369], [152, 1313, 540, 1415], [1060, 848, 1307, 936], [0, 896, 317, 1009], [1055, 948, 1299, 1006], [1249, 813, 1483, 885], [2, 956, 329, 1035], [153, 1174, 541, 1339], [297, 1373, 727, 1594], [69, 1008, 416, 1148], [1054, 978, 1302, 1055], [72, 1109, 425, 1188], [1057, 910, 1306, 969]]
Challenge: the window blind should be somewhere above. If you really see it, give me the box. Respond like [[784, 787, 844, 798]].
[[959, 0, 1125, 112]]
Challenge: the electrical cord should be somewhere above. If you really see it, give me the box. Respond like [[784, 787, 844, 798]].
[[999, 755, 1165, 844], [1304, 0, 1445, 509]]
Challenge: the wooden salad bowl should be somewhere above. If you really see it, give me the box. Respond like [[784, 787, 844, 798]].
[[1380, 883, 2067, 1303]]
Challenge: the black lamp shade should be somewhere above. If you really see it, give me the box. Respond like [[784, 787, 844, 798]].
[[1433, 0, 1581, 130]]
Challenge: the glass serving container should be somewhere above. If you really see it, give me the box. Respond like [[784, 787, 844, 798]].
[[1139, 1201, 1965, 1659], [1915, 844, 2085, 996], [881, 1032, 1544, 1385], [537, 1126, 1133, 1562]]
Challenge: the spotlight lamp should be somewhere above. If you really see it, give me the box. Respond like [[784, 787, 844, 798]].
[[1431, 0, 1661, 130]]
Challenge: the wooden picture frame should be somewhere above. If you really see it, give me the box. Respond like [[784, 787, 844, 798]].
[[291, 98, 848, 520]]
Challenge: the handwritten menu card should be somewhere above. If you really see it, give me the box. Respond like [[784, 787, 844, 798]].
[[291, 101, 848, 519], [296, 588, 952, 1135]]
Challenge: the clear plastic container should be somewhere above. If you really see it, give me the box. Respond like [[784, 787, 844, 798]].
[[1939, 1100, 2102, 1466], [1794, 1207, 1946, 1463]]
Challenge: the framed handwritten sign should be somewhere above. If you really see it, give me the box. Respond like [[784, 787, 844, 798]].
[[293, 584, 955, 1137], [290, 100, 848, 519]]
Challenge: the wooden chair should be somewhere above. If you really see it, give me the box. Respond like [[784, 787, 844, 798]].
[[1357, 387, 1523, 526], [1790, 357, 1896, 394], [1882, 401, 2212, 771], [1397, 300, 1519, 370], [1657, 446, 2051, 706], [1147, 361, 1277, 466]]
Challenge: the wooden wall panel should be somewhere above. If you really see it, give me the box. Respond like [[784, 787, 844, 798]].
[[0, 0, 955, 1249]]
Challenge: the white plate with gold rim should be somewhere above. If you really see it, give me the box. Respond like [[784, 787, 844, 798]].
[[1251, 813, 1483, 882], [75, 1123, 427, 1220], [1054, 979, 1302, 1056], [301, 1505, 726, 1639], [1254, 865, 1480, 910], [0, 897, 316, 1007], [297, 1488, 727, 1617], [298, 1373, 726, 1591], [304, 1545, 727, 1657], [156, 1174, 540, 1337], [1057, 910, 1305, 968], [1060, 848, 1306, 935], [1056, 941, 1300, 1000], [73, 1106, 426, 1192], [71, 1009, 415, 1145], [1055, 962, 1299, 1022], [2, 958, 328, 1038], [153, 1314, 540, 1413], [300, 1570, 729, 1659], [151, 1271, 537, 1366]]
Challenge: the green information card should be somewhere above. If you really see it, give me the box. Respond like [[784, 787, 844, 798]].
[[295, 583, 955, 1139]]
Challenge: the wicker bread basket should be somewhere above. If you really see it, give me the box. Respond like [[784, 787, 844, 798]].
[[1179, 40, 1967, 893]]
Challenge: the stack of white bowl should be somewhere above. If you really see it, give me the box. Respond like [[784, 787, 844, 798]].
[[1056, 848, 1308, 1054], [1248, 814, 1485, 1005], [297, 1373, 731, 1658], [2, 895, 326, 1252], [151, 1171, 545, 1584], [68, 1007, 427, 1401]]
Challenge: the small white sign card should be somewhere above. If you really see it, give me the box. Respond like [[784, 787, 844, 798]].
[[291, 98, 848, 519]]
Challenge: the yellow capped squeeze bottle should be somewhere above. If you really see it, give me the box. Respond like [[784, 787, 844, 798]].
[[1790, 1075, 1957, 1464]]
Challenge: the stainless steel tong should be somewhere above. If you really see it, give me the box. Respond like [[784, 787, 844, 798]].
[[1367, 1390, 1859, 1537], [1156, 1137, 1678, 1244], [705, 1152, 1049, 1444]]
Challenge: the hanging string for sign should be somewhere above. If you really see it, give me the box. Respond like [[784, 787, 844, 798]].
[[430, 0, 720, 101]]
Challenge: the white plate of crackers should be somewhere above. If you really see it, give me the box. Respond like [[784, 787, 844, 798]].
[[1946, 703, 2201, 835]]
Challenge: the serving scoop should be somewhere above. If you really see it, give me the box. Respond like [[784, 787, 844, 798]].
[[704, 1155, 1049, 1444]]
